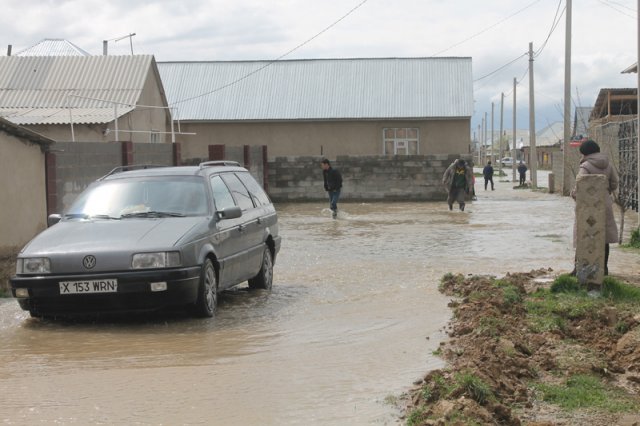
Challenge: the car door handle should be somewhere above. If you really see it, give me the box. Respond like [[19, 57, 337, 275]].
[[256, 217, 262, 225], [238, 224, 245, 233]]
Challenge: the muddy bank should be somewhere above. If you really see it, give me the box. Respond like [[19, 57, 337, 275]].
[[405, 269, 640, 425]]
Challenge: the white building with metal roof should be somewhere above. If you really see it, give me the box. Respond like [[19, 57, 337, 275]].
[[15, 39, 91, 57], [158, 57, 473, 159], [0, 54, 171, 143]]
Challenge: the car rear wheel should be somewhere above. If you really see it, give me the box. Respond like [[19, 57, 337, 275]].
[[193, 259, 217, 317], [248, 247, 273, 290]]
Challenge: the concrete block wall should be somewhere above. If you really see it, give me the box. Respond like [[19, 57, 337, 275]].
[[49, 141, 179, 214], [133, 143, 174, 166], [52, 142, 122, 213], [267, 154, 470, 202]]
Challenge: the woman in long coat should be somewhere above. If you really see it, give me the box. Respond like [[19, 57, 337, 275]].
[[571, 140, 619, 275]]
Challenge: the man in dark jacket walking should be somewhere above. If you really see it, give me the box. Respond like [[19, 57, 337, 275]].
[[517, 161, 528, 186], [482, 160, 494, 190], [321, 159, 343, 219]]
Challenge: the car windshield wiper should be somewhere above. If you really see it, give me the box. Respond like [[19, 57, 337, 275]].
[[64, 213, 89, 219], [88, 214, 121, 220], [121, 211, 186, 218]]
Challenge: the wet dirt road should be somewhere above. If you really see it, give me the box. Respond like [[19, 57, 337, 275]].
[[0, 175, 637, 425]]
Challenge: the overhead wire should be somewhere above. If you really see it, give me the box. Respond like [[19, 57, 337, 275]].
[[598, 0, 636, 19], [429, 0, 543, 57], [170, 0, 370, 106], [534, 0, 565, 57]]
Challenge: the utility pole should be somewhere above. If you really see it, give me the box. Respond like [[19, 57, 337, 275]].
[[512, 77, 517, 182], [484, 112, 488, 162], [529, 42, 538, 188], [477, 124, 482, 165], [499, 92, 504, 176], [491, 102, 495, 165], [563, 0, 572, 195]]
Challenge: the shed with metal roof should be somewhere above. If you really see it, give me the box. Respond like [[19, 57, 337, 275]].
[[0, 55, 171, 143], [157, 57, 473, 159]]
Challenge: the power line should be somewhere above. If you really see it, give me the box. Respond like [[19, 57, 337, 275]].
[[534, 0, 565, 57], [473, 53, 527, 83], [170, 0, 370, 106], [598, 0, 636, 19], [430, 0, 543, 57]]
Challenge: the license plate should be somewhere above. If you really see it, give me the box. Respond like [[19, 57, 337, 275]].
[[59, 279, 118, 294]]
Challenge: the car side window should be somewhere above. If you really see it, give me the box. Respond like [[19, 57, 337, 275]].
[[210, 175, 236, 212], [221, 173, 255, 211], [237, 172, 271, 207]]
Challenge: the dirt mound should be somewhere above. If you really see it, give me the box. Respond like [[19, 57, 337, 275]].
[[405, 270, 640, 425]]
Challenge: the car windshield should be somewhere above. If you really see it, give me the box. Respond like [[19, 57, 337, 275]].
[[66, 176, 209, 219]]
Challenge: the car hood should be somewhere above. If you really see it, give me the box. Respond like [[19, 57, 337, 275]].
[[21, 217, 205, 256]]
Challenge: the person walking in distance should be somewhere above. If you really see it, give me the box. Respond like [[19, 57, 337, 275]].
[[443, 159, 473, 211], [517, 161, 528, 186], [482, 160, 494, 190], [321, 159, 343, 219]]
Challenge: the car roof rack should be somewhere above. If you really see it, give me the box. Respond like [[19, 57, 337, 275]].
[[99, 164, 167, 180], [199, 161, 241, 169]]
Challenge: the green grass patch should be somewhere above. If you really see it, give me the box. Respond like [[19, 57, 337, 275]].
[[406, 407, 427, 426], [534, 374, 640, 412], [456, 372, 494, 405], [601, 277, 640, 302], [550, 275, 582, 294], [525, 289, 601, 333]]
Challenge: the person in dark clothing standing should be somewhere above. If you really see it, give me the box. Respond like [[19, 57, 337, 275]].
[[482, 161, 494, 190], [517, 161, 528, 186], [321, 159, 343, 219]]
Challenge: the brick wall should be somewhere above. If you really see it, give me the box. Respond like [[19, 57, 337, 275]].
[[267, 154, 471, 202]]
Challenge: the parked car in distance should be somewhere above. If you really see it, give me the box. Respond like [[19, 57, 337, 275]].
[[500, 157, 515, 167], [11, 162, 281, 319]]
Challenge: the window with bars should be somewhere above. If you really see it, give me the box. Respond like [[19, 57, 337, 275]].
[[150, 131, 160, 144], [383, 128, 419, 155]]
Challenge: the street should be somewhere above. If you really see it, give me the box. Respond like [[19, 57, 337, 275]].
[[0, 174, 637, 425]]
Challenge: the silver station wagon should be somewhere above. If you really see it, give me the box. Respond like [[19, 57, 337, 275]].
[[11, 162, 281, 318]]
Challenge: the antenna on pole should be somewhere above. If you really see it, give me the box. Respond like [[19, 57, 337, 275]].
[[104, 33, 137, 55]]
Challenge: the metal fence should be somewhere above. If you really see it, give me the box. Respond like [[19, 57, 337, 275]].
[[618, 120, 639, 212]]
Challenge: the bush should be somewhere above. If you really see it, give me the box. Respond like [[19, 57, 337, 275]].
[[629, 227, 640, 248]]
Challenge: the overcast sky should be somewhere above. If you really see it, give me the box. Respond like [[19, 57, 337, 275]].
[[1, 0, 638, 137]]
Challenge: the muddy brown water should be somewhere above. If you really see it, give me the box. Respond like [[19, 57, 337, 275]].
[[1, 175, 637, 425]]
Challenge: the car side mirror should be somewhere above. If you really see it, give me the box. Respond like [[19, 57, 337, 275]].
[[48, 214, 62, 227], [217, 206, 242, 220]]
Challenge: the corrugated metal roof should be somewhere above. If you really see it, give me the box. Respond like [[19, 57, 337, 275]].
[[158, 57, 473, 121], [0, 55, 153, 125], [0, 106, 135, 125], [15, 39, 91, 57]]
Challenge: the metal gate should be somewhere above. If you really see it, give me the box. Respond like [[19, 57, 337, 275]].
[[618, 120, 639, 212]]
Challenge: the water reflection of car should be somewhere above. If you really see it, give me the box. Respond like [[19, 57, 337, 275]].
[[11, 162, 281, 319]]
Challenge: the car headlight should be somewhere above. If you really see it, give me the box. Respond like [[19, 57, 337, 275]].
[[131, 252, 181, 269], [16, 258, 51, 274]]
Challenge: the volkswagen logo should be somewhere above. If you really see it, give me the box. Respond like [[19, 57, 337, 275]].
[[82, 255, 97, 269]]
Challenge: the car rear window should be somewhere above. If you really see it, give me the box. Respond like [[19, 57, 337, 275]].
[[220, 173, 254, 211], [237, 172, 271, 207]]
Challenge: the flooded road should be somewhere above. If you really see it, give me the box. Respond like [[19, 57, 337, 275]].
[[1, 175, 637, 425]]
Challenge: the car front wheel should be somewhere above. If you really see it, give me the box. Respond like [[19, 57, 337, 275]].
[[193, 259, 217, 317], [248, 247, 273, 290]]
